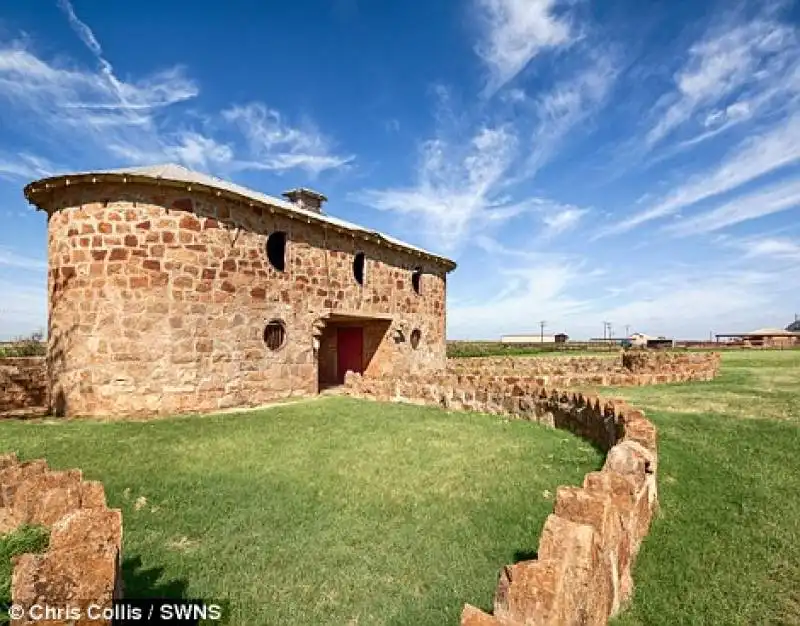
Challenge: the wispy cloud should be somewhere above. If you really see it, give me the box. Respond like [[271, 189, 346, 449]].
[[475, 0, 576, 95], [734, 235, 800, 262], [354, 46, 612, 253], [666, 176, 800, 236], [541, 205, 587, 236], [522, 54, 617, 175], [448, 258, 793, 340], [601, 113, 800, 236], [0, 2, 352, 176], [353, 124, 534, 252], [222, 103, 354, 175], [0, 153, 55, 181], [644, 12, 799, 149], [0, 247, 47, 270]]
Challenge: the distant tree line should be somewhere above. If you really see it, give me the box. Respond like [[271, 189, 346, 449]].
[[0, 331, 46, 357]]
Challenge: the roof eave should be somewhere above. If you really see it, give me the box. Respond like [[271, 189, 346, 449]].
[[24, 172, 457, 272]]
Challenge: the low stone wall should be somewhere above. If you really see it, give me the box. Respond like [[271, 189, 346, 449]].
[[448, 355, 620, 376], [0, 358, 48, 413], [621, 350, 720, 374], [447, 351, 720, 387], [343, 373, 663, 625], [0, 453, 122, 626]]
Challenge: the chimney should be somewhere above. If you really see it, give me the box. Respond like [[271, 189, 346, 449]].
[[282, 188, 327, 214]]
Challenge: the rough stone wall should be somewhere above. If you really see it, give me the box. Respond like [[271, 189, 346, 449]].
[[449, 351, 721, 382], [342, 372, 669, 625], [0, 358, 48, 413], [621, 350, 721, 374], [448, 355, 622, 376], [423, 352, 721, 390], [0, 453, 122, 626], [40, 182, 448, 417]]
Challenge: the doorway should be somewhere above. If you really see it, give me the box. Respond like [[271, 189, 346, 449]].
[[336, 327, 363, 383]]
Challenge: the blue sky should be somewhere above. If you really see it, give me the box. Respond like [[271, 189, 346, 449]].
[[1, 0, 800, 340]]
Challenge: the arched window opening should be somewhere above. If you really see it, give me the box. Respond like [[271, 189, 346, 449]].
[[266, 231, 287, 272], [353, 252, 366, 285], [263, 320, 287, 351], [410, 329, 422, 350], [411, 268, 422, 295]]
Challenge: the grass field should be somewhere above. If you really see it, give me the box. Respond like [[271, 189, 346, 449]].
[[0, 398, 602, 625], [590, 351, 800, 625], [2, 351, 797, 624]]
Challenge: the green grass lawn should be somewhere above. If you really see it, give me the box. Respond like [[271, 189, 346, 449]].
[[583, 351, 800, 626], [0, 398, 602, 625]]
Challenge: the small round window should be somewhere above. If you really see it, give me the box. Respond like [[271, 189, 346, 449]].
[[263, 320, 286, 351], [410, 329, 421, 349], [411, 268, 422, 295]]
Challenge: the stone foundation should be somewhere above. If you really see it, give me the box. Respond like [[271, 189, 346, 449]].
[[0, 358, 48, 413], [342, 369, 678, 625], [0, 453, 122, 626]]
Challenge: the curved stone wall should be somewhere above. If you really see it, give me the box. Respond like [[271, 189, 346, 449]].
[[447, 351, 720, 387], [342, 372, 669, 625], [40, 181, 447, 417], [0, 358, 48, 414], [0, 453, 122, 625]]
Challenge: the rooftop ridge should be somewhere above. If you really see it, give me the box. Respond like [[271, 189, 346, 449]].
[[23, 163, 456, 271]]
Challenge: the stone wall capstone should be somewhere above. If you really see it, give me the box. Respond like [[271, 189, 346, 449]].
[[0, 453, 122, 626]]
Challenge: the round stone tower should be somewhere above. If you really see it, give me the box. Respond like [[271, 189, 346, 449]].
[[25, 164, 455, 417]]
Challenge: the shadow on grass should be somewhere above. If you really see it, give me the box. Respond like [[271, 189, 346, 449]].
[[122, 556, 188, 599], [513, 549, 538, 563]]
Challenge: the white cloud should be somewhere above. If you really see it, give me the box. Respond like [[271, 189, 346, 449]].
[[645, 15, 798, 148], [449, 255, 590, 339], [447, 257, 794, 340], [0, 153, 55, 181], [475, 0, 575, 95], [522, 56, 617, 175], [542, 205, 587, 236], [0, 247, 47, 270], [0, 278, 47, 341], [0, 4, 352, 177], [57, 0, 103, 57], [353, 125, 534, 252], [665, 176, 800, 235], [353, 50, 612, 254], [222, 103, 354, 175], [0, 42, 203, 165], [726, 235, 800, 262], [602, 113, 800, 236]]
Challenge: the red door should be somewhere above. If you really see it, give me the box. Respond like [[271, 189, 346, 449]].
[[337, 327, 363, 383]]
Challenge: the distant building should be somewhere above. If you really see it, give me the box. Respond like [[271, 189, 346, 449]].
[[628, 332, 650, 348], [716, 328, 800, 347], [500, 334, 566, 345], [646, 337, 675, 350]]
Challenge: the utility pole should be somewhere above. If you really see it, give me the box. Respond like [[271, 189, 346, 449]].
[[608, 323, 614, 340], [625, 324, 630, 338], [602, 321, 609, 341], [539, 320, 546, 344]]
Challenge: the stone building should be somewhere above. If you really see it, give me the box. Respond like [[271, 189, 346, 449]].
[[24, 164, 456, 417]]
